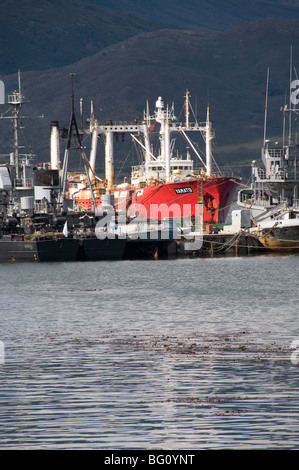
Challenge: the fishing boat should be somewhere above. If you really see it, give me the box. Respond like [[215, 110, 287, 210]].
[[0, 73, 126, 261], [237, 62, 299, 251], [72, 91, 241, 229], [0, 73, 79, 262], [0, 232, 80, 262]]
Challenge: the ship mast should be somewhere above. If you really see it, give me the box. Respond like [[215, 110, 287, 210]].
[[263, 67, 269, 146], [155, 96, 171, 183], [185, 90, 190, 128], [0, 71, 42, 186], [205, 106, 212, 176], [7, 71, 23, 179], [183, 90, 213, 175], [289, 45, 293, 146]]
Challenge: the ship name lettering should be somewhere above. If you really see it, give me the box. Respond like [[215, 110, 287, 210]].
[[174, 187, 193, 194]]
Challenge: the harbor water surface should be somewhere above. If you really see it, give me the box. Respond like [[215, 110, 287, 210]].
[[0, 254, 298, 449]]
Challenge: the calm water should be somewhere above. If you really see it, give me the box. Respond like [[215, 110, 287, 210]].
[[0, 254, 298, 449]]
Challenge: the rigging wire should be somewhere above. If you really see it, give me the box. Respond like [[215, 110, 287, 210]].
[[115, 144, 136, 181]]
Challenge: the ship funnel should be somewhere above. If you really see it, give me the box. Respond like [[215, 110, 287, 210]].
[[105, 131, 114, 193], [50, 121, 60, 170]]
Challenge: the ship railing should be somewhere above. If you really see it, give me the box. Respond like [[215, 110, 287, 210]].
[[35, 201, 50, 213], [131, 165, 145, 172], [7, 92, 22, 105], [103, 120, 140, 126], [285, 170, 297, 181], [131, 165, 146, 178], [238, 191, 253, 205], [255, 167, 297, 182], [267, 148, 283, 159], [238, 189, 272, 208], [130, 166, 237, 179], [14, 177, 33, 188], [256, 168, 267, 179], [277, 170, 287, 180], [273, 169, 297, 181]]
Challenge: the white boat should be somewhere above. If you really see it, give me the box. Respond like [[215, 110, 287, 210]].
[[237, 58, 299, 251]]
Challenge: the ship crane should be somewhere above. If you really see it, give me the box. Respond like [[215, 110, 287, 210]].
[[59, 74, 98, 211], [88, 110, 148, 193], [87, 90, 215, 190]]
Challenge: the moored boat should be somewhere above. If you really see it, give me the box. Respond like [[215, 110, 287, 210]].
[[0, 234, 80, 262], [237, 60, 299, 251], [0, 73, 128, 261], [76, 235, 126, 261], [72, 91, 241, 228]]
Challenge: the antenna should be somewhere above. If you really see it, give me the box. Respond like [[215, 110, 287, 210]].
[[185, 90, 190, 128], [18, 70, 21, 100], [289, 45, 293, 144], [282, 89, 287, 148], [263, 67, 269, 146]]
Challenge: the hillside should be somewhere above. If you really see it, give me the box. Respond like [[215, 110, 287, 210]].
[[83, 0, 299, 31], [1, 19, 299, 180], [0, 0, 170, 75], [1, 0, 299, 76]]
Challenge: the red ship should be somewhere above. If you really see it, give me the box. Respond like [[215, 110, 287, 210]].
[[69, 92, 240, 225], [113, 176, 238, 224]]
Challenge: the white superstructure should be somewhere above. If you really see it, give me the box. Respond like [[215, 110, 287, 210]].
[[87, 90, 215, 192]]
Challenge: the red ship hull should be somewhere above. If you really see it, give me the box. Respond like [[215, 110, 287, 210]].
[[76, 176, 239, 224]]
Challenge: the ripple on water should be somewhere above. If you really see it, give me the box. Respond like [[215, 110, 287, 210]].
[[0, 257, 299, 449]]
